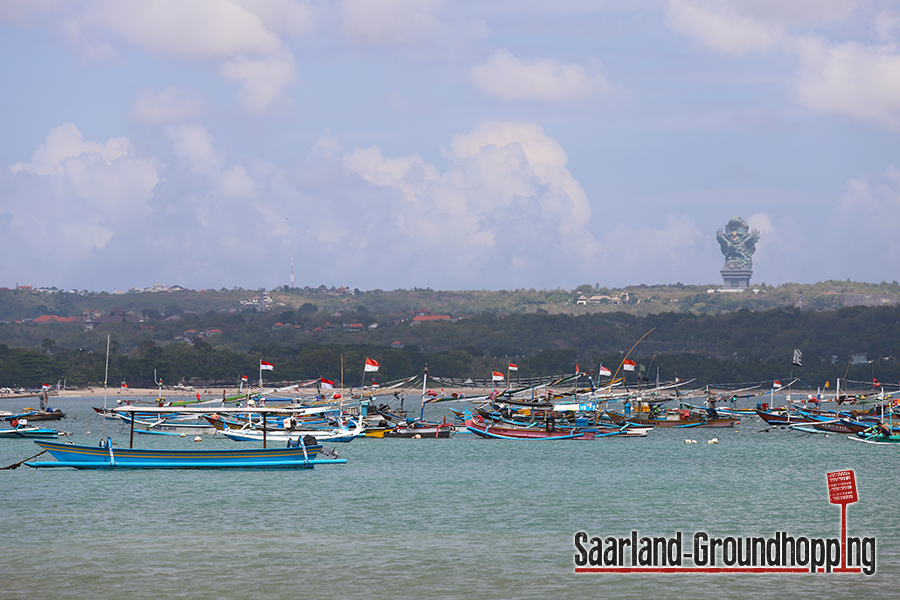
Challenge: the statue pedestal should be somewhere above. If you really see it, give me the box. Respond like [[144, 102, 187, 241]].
[[720, 268, 752, 289]]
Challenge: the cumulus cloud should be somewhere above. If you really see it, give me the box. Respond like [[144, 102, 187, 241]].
[[335, 122, 712, 287], [5, 123, 161, 269], [666, 0, 856, 56], [666, 0, 786, 56], [471, 49, 618, 102], [792, 36, 900, 131], [46, 0, 313, 113]]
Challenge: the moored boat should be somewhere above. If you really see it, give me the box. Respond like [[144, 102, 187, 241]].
[[465, 415, 595, 440], [26, 437, 345, 469]]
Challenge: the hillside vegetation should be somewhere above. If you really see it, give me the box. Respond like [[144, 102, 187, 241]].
[[1, 281, 899, 389]]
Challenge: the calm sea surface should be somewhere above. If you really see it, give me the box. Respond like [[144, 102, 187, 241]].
[[2, 395, 898, 600]]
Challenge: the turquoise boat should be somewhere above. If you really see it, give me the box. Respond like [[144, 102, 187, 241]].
[[0, 424, 62, 439], [26, 438, 346, 469]]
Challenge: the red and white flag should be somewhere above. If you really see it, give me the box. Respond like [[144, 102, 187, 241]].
[[241, 375, 248, 382], [623, 359, 636, 372], [575, 363, 580, 374], [121, 381, 128, 389], [260, 360, 274, 371], [508, 363, 518, 371], [320, 378, 335, 389], [364, 358, 379, 372], [598, 366, 612, 377], [773, 380, 782, 387], [873, 378, 881, 387], [492, 371, 504, 381], [41, 383, 51, 390]]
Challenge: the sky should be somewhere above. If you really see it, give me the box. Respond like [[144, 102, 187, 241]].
[[1, 1, 899, 293]]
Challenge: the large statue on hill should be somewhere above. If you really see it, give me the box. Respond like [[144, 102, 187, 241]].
[[716, 217, 759, 288]]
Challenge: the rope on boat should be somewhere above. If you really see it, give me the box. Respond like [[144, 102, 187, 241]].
[[1, 450, 47, 470]]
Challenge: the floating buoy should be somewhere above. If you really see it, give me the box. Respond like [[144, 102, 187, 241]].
[[684, 439, 692, 444], [691, 440, 698, 444], [708, 438, 718, 444], [193, 436, 202, 442], [180, 433, 186, 437], [413, 434, 422, 439]]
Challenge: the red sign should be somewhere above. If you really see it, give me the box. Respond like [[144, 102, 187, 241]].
[[827, 470, 858, 505]]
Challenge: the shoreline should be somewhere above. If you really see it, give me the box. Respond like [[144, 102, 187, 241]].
[[46, 386, 494, 399]]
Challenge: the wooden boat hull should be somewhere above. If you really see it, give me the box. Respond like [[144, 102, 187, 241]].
[[754, 409, 814, 426], [465, 418, 595, 440], [0, 426, 62, 439], [222, 425, 362, 443], [4, 410, 65, 421], [384, 426, 453, 438], [27, 439, 346, 469], [607, 411, 738, 428]]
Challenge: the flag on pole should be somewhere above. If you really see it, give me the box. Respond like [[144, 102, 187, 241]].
[[121, 381, 128, 389], [575, 363, 580, 375], [792, 349, 803, 367], [824, 381, 830, 388], [873, 378, 881, 387], [623, 359, 636, 372], [320, 378, 335, 389], [508, 363, 518, 371], [364, 358, 379, 372], [598, 366, 612, 377], [492, 371, 504, 381], [773, 380, 782, 387], [260, 360, 274, 371], [241, 375, 248, 382], [41, 383, 51, 390]]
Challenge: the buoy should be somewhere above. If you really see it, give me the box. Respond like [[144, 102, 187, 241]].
[[708, 438, 718, 444], [691, 440, 698, 444], [684, 439, 691, 444], [413, 434, 422, 439], [180, 433, 186, 437], [193, 436, 202, 442]]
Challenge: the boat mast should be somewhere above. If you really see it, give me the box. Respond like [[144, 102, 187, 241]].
[[101, 334, 110, 439]]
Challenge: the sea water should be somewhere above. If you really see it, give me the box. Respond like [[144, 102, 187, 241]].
[[1, 396, 897, 599]]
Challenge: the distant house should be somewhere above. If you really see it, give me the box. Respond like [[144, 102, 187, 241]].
[[94, 306, 140, 324], [411, 314, 451, 325], [347, 323, 363, 332], [390, 341, 405, 349], [203, 329, 223, 336], [33, 315, 79, 323], [411, 308, 451, 325]]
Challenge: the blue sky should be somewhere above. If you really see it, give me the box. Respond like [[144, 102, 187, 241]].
[[1, 1, 899, 292]]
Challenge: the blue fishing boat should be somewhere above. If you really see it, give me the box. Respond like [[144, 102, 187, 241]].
[[0, 421, 63, 439], [26, 437, 346, 469]]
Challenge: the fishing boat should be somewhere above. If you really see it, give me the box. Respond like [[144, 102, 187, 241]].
[[605, 406, 738, 428], [26, 437, 346, 469], [3, 408, 66, 421], [465, 414, 595, 440], [0, 420, 63, 439], [384, 420, 454, 438], [219, 419, 364, 443]]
